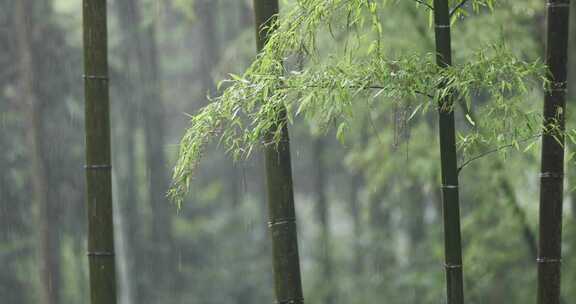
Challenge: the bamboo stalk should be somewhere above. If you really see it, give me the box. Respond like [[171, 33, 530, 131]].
[[83, 1, 117, 303], [313, 137, 334, 304], [569, 0, 576, 222], [253, 1, 304, 303], [432, 0, 464, 303], [538, 1, 570, 304], [14, 1, 60, 304]]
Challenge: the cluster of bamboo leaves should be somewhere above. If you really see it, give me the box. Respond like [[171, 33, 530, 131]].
[[169, 0, 546, 206]]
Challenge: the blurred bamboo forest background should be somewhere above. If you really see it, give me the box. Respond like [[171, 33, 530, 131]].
[[1, 0, 576, 303]]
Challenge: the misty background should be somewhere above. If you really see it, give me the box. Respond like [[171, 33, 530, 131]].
[[2, 1, 576, 304]]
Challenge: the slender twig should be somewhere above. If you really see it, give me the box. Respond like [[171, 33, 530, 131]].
[[458, 133, 542, 174], [281, 84, 434, 99], [363, 85, 434, 99], [412, 0, 434, 11], [449, 0, 470, 17]]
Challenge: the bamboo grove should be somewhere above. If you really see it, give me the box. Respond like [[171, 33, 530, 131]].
[[2, 0, 576, 303], [171, 0, 572, 303]]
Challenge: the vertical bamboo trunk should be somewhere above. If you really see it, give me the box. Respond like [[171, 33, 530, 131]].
[[406, 185, 426, 304], [14, 1, 60, 304], [113, 2, 141, 302], [116, 1, 175, 300], [112, 173, 134, 304], [432, 1, 464, 303], [120, 114, 140, 303], [349, 172, 363, 274], [313, 138, 334, 304], [197, 0, 221, 99], [240, 0, 253, 29], [253, 1, 304, 303], [83, 1, 117, 304], [569, 0, 576, 222], [349, 124, 369, 275], [197, 0, 243, 209], [139, 19, 175, 284], [113, 0, 170, 301], [368, 189, 393, 269], [538, 1, 570, 304]]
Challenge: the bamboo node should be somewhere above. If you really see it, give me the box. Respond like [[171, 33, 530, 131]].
[[435, 24, 450, 29], [83, 74, 109, 81], [546, 2, 570, 8], [87, 251, 115, 257], [275, 297, 304, 304], [548, 81, 568, 92], [441, 184, 458, 189], [268, 217, 296, 228], [536, 257, 562, 264], [539, 172, 564, 179], [444, 263, 462, 269], [85, 164, 112, 170]]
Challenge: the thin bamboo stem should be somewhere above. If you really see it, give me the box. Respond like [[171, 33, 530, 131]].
[[538, 1, 570, 303], [432, 0, 464, 303], [83, 1, 117, 303], [253, 1, 304, 303]]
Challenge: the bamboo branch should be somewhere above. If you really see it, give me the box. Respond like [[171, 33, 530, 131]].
[[457, 134, 543, 174], [412, 0, 434, 11], [455, 98, 539, 264], [281, 84, 435, 99], [449, 0, 470, 17]]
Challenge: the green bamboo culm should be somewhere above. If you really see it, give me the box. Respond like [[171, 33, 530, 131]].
[[432, 0, 464, 303], [252, 1, 305, 303], [83, 1, 118, 304], [538, 1, 571, 304]]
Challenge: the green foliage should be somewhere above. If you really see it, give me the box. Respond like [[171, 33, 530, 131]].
[[5, 0, 576, 303], [169, 0, 544, 206], [449, 0, 496, 19]]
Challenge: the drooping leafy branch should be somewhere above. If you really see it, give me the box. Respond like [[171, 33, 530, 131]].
[[169, 0, 544, 206]]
